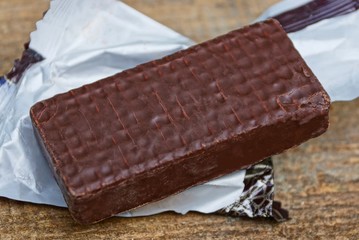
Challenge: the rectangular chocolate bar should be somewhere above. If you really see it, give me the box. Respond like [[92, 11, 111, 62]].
[[30, 19, 330, 224]]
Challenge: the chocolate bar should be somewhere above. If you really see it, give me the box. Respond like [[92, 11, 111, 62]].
[[30, 19, 330, 224], [273, 0, 359, 33]]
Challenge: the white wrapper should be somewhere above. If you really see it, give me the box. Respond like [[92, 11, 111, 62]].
[[0, 0, 358, 217]]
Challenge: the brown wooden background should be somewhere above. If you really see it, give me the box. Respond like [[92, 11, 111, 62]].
[[0, 0, 358, 239]]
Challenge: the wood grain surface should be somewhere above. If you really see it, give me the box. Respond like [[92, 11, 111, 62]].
[[0, 0, 358, 239]]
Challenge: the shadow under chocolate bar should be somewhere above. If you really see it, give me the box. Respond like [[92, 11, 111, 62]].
[[273, 0, 359, 33], [30, 19, 330, 224]]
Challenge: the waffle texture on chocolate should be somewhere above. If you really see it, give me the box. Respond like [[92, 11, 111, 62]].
[[30, 19, 330, 224]]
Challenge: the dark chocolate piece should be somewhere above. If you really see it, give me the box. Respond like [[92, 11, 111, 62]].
[[30, 19, 330, 224], [273, 0, 359, 33]]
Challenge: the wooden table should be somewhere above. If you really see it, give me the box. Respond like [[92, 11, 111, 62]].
[[0, 0, 358, 239]]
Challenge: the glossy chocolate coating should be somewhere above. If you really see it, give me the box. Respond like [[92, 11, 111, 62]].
[[30, 19, 330, 224], [274, 0, 359, 33]]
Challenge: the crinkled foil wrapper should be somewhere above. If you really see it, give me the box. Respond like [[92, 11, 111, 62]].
[[218, 158, 288, 222]]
